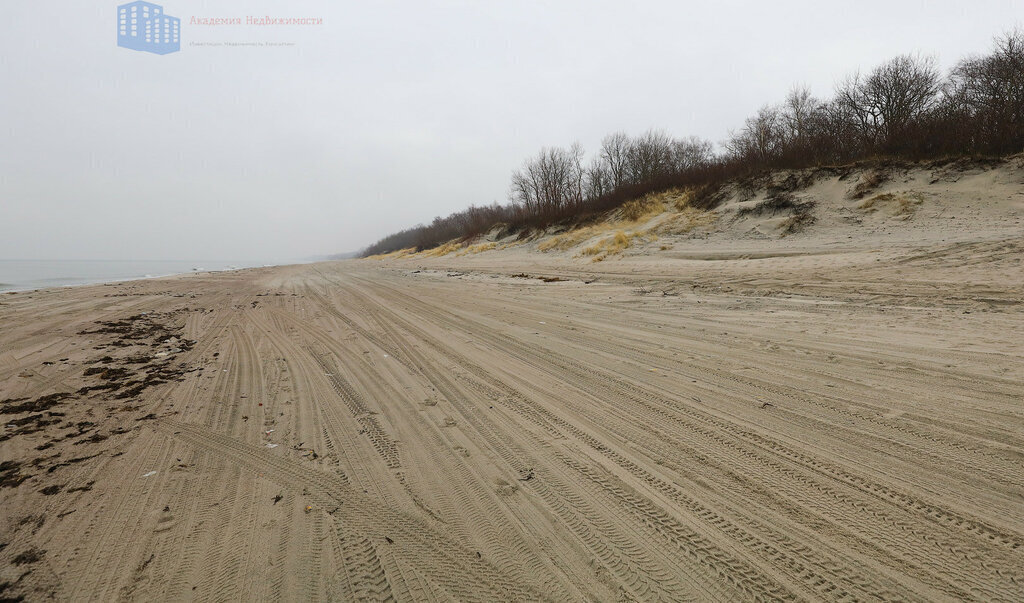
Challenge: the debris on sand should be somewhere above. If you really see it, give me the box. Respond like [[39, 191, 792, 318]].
[[0, 461, 30, 489], [12, 547, 45, 566], [1, 392, 74, 415]]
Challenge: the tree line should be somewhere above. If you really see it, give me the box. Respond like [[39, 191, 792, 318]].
[[361, 30, 1023, 256]]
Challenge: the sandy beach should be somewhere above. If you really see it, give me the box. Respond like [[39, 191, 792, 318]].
[[3, 202, 1023, 600], [7, 4, 1024, 599]]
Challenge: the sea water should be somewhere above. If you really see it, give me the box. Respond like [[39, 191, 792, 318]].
[[0, 259, 277, 292]]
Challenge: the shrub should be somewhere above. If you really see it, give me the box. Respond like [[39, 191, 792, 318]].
[[779, 209, 816, 235]]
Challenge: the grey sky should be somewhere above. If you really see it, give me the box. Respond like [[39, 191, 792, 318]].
[[1, 0, 1020, 261]]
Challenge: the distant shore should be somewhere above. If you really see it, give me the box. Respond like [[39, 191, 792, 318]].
[[0, 259, 300, 293]]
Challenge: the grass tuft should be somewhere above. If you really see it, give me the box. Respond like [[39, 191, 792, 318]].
[[779, 211, 816, 235], [620, 193, 664, 221], [581, 231, 630, 256], [457, 241, 497, 256], [849, 169, 888, 199], [655, 208, 717, 235], [538, 223, 611, 252], [858, 191, 923, 217], [419, 241, 465, 257]]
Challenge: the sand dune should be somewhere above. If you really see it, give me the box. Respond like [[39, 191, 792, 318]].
[[2, 162, 1023, 600]]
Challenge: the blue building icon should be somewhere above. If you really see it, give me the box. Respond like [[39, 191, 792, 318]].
[[117, 1, 180, 55]]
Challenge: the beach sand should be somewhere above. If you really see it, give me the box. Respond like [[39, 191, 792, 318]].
[[2, 163, 1023, 600]]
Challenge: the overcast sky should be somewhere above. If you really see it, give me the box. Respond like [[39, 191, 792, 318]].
[[1, 1, 1020, 261]]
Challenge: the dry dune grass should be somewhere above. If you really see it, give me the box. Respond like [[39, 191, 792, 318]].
[[457, 242, 496, 256], [668, 188, 697, 210], [849, 169, 888, 199], [379, 187, 707, 260], [419, 240, 466, 257], [620, 187, 697, 218], [859, 191, 924, 217], [369, 239, 490, 260], [581, 230, 632, 257], [779, 211, 816, 235], [497, 239, 527, 251], [538, 223, 613, 252], [422, 238, 514, 258], [620, 192, 665, 221], [539, 188, 707, 259], [654, 207, 717, 235], [581, 229, 662, 261]]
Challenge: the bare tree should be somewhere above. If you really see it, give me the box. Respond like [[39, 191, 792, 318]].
[[585, 156, 611, 200], [782, 85, 819, 143], [809, 99, 859, 163], [625, 129, 674, 184], [598, 132, 631, 189], [510, 144, 585, 219], [946, 29, 1024, 153], [568, 142, 586, 210], [671, 136, 714, 172], [726, 105, 785, 165], [835, 54, 941, 148]]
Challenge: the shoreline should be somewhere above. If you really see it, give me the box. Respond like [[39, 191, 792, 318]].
[[0, 259, 307, 295]]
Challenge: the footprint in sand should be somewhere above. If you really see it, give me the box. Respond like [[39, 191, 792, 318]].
[[494, 478, 518, 496], [153, 506, 177, 533]]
